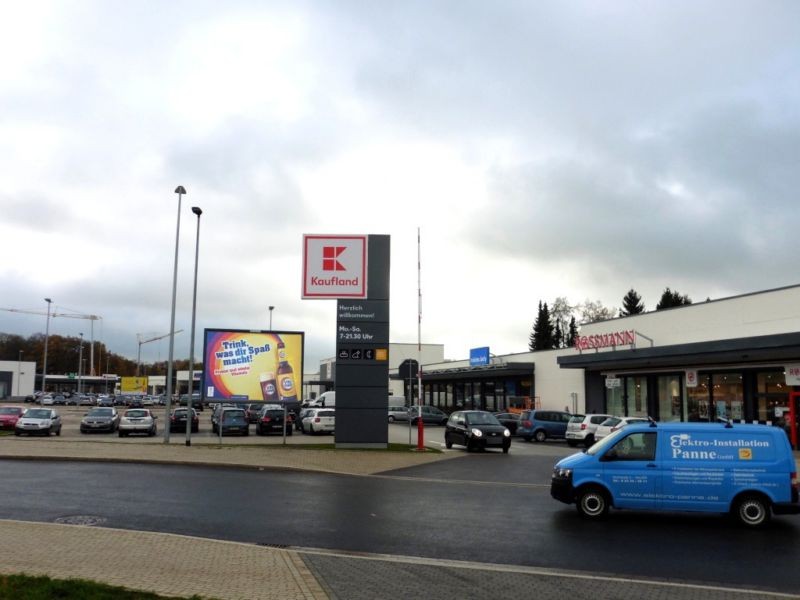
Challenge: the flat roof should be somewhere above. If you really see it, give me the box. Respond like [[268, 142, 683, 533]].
[[557, 332, 800, 371]]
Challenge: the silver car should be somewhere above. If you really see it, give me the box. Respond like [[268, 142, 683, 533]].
[[118, 409, 157, 437], [15, 408, 62, 436]]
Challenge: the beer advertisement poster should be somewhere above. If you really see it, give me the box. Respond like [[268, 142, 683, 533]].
[[202, 329, 304, 403]]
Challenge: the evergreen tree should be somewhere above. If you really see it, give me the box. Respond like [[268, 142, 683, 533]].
[[656, 287, 692, 310], [567, 316, 578, 347], [531, 301, 555, 350], [619, 288, 645, 316], [554, 320, 563, 349]]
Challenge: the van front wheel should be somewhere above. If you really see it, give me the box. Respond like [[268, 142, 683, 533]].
[[576, 487, 609, 519], [734, 495, 771, 527]]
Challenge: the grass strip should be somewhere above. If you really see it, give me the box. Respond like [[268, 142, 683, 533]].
[[0, 573, 213, 599]]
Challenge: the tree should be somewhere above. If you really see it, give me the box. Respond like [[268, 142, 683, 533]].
[[554, 320, 563, 349], [578, 299, 616, 324], [550, 297, 573, 348], [656, 287, 692, 310], [619, 289, 645, 316], [567, 316, 578, 347], [530, 301, 555, 350]]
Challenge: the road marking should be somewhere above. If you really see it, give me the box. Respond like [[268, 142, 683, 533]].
[[293, 546, 800, 598], [369, 473, 549, 489]]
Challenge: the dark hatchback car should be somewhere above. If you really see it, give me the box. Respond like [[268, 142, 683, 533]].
[[169, 407, 199, 433], [79, 407, 120, 433], [493, 412, 522, 435], [255, 406, 293, 436], [445, 410, 511, 453], [245, 403, 266, 424], [216, 408, 249, 436]]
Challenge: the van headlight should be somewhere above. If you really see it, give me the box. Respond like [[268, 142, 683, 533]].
[[470, 428, 483, 438], [553, 467, 573, 478], [503, 428, 511, 437]]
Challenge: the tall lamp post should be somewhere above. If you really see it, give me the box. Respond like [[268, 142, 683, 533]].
[[17, 351, 23, 397], [269, 306, 274, 330], [185, 206, 202, 447], [41, 298, 53, 394], [163, 185, 186, 444], [77, 333, 84, 395]]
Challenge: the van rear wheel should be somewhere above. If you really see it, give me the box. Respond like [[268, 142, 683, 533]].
[[576, 487, 609, 519], [734, 495, 771, 527]]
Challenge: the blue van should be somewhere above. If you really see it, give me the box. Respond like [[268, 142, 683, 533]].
[[551, 422, 800, 527], [517, 409, 572, 442]]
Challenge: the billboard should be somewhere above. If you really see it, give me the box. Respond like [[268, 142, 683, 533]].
[[120, 376, 148, 394], [202, 329, 304, 404]]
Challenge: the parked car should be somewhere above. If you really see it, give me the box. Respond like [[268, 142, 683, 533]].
[[40, 395, 54, 406], [408, 405, 448, 426], [245, 402, 266, 423], [388, 405, 409, 423], [255, 406, 293, 436], [128, 396, 144, 409], [303, 408, 335, 435], [15, 408, 62, 436], [295, 407, 316, 432], [78, 395, 95, 406], [97, 396, 114, 407], [0, 406, 25, 430], [179, 394, 204, 412], [80, 407, 120, 433], [210, 403, 237, 430], [444, 410, 511, 453], [594, 416, 650, 442], [169, 408, 199, 433], [118, 408, 157, 437], [52, 394, 67, 405], [517, 409, 573, 442], [493, 412, 522, 435], [566, 413, 614, 447], [214, 408, 249, 436]]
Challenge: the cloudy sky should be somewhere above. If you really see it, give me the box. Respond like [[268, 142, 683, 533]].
[[1, 1, 798, 372]]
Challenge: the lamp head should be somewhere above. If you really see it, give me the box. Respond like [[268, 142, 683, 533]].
[[175, 186, 187, 195], [191, 206, 202, 216], [45, 298, 52, 303]]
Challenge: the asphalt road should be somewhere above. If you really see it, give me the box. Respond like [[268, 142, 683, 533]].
[[1, 457, 799, 595]]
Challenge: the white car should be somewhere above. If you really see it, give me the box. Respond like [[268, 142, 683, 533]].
[[118, 409, 157, 437], [565, 413, 614, 447], [303, 408, 335, 434], [40, 395, 54, 406], [15, 408, 62, 436], [594, 416, 650, 442]]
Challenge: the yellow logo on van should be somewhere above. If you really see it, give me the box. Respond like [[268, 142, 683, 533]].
[[738, 448, 753, 460]]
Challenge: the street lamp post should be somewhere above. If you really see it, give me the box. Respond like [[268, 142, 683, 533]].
[[269, 306, 274, 330], [42, 298, 53, 394], [77, 333, 84, 395], [17, 351, 23, 397], [186, 206, 202, 447], [164, 185, 186, 444]]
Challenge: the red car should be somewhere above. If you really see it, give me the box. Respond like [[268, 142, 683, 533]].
[[0, 406, 25, 430]]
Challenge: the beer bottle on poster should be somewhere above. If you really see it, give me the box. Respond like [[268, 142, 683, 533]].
[[276, 341, 298, 403], [259, 372, 279, 403]]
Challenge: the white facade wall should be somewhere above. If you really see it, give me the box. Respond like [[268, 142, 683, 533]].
[[579, 285, 800, 348], [0, 360, 36, 398]]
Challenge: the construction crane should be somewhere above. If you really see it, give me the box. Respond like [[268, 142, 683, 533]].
[[1, 306, 102, 375], [137, 330, 183, 376]]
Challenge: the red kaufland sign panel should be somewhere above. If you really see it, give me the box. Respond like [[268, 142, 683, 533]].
[[302, 234, 368, 299]]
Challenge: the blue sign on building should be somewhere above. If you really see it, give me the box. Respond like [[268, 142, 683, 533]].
[[470, 347, 490, 366]]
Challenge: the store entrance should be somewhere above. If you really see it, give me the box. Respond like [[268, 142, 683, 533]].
[[789, 391, 800, 450]]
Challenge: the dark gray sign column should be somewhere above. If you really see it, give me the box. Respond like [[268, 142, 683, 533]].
[[335, 235, 390, 448]]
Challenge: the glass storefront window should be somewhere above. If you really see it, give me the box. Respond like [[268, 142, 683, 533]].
[[606, 385, 624, 416], [484, 381, 497, 412], [712, 373, 743, 421], [657, 375, 683, 421], [626, 376, 648, 417], [686, 375, 711, 421], [756, 371, 789, 423]]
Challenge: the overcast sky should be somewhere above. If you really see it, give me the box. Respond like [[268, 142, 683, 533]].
[[2, 1, 799, 373]]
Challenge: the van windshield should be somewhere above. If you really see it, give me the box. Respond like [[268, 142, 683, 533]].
[[585, 428, 626, 455]]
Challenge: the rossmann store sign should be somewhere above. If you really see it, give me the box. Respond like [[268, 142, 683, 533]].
[[302, 235, 368, 299], [575, 329, 635, 351]]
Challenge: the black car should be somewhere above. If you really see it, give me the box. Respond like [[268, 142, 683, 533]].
[[169, 407, 199, 433], [245, 402, 266, 423], [129, 396, 144, 408], [80, 407, 120, 433], [493, 412, 521, 435], [444, 410, 511, 453], [255, 406, 293, 436]]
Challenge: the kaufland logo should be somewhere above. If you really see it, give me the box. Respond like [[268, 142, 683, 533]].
[[303, 235, 368, 299], [323, 246, 346, 271]]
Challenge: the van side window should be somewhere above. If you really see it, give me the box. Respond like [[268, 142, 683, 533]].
[[606, 432, 657, 461]]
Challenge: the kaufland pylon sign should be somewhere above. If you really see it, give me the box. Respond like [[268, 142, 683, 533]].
[[302, 235, 368, 299]]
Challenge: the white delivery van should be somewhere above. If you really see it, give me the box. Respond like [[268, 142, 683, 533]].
[[313, 391, 335, 408]]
